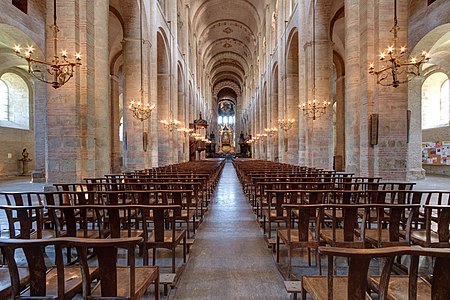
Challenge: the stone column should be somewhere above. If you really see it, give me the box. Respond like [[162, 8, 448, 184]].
[[407, 76, 425, 179], [32, 78, 46, 181], [344, 0, 362, 175], [309, 40, 334, 170], [110, 75, 121, 173], [122, 2, 145, 170], [46, 0, 96, 183], [94, 0, 111, 176], [286, 72, 299, 164]]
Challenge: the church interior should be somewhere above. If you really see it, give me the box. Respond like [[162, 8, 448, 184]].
[[1, 0, 450, 299]]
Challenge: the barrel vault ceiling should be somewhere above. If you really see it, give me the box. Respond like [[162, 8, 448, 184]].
[[189, 0, 265, 102]]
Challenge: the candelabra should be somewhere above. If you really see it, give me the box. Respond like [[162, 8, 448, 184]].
[[14, 0, 81, 89], [368, 0, 430, 87], [300, 99, 331, 120], [129, 101, 155, 121], [278, 118, 295, 131], [264, 127, 278, 137], [177, 127, 193, 136], [160, 118, 181, 131]]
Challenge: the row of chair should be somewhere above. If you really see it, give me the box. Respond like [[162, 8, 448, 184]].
[[232, 159, 450, 299], [0, 159, 226, 299], [0, 237, 160, 299]]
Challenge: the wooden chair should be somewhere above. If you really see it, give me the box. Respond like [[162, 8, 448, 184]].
[[0, 238, 96, 299], [301, 246, 405, 300], [362, 204, 420, 248], [410, 204, 450, 247], [319, 204, 369, 249], [367, 247, 450, 300], [74, 237, 160, 300], [0, 266, 29, 299], [263, 189, 290, 239], [46, 204, 106, 239], [276, 204, 322, 279], [141, 205, 187, 273], [0, 204, 54, 239]]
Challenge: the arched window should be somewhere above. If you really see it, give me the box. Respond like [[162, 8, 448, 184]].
[[0, 80, 8, 120], [0, 73, 30, 130], [422, 73, 449, 129]]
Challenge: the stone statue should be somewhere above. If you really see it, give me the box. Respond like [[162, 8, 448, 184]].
[[20, 148, 31, 161], [19, 148, 32, 176]]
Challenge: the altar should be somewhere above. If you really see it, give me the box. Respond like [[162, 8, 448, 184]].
[[218, 124, 235, 155]]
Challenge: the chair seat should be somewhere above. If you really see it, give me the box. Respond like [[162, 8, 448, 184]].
[[91, 266, 158, 299], [169, 210, 194, 219], [368, 275, 431, 300], [320, 229, 364, 248], [11, 228, 55, 240], [0, 267, 29, 299], [409, 229, 449, 247], [20, 266, 97, 299], [302, 276, 371, 300], [147, 229, 186, 245], [264, 209, 288, 219], [277, 228, 315, 245], [363, 229, 409, 247], [60, 229, 104, 239], [109, 229, 144, 239]]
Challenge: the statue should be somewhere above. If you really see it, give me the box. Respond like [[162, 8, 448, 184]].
[[19, 148, 32, 176]]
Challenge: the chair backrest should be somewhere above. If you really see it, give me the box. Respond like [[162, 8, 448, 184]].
[[72, 237, 145, 298], [0, 205, 45, 239], [325, 204, 369, 247], [138, 204, 182, 243], [0, 238, 68, 299], [367, 203, 420, 246], [424, 204, 450, 247], [46, 204, 106, 238], [318, 246, 450, 300], [282, 204, 323, 244]]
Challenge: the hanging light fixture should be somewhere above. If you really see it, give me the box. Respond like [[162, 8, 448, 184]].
[[14, 0, 81, 89], [278, 118, 295, 131], [159, 20, 180, 132], [177, 127, 193, 136], [264, 127, 278, 137], [161, 117, 181, 131], [368, 0, 431, 87], [300, 0, 330, 120], [129, 0, 155, 123]]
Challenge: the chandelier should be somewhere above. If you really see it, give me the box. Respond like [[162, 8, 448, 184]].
[[14, 0, 81, 89], [177, 127, 194, 136], [300, 98, 331, 120], [264, 127, 278, 137], [129, 101, 155, 122], [160, 116, 181, 131], [299, 0, 330, 120], [368, 0, 431, 87], [278, 118, 295, 131], [129, 0, 154, 122]]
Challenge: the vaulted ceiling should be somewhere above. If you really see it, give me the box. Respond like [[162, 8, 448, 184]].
[[189, 0, 265, 100]]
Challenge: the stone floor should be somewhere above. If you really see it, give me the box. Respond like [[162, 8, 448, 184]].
[[170, 162, 287, 300], [1, 168, 450, 299]]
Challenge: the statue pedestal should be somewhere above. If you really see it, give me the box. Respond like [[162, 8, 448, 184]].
[[19, 159, 31, 176]]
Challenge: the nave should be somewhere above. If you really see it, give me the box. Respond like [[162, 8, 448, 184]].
[[172, 162, 286, 299], [1, 159, 450, 299]]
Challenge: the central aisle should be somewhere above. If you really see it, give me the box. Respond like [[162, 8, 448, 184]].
[[171, 161, 287, 299]]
